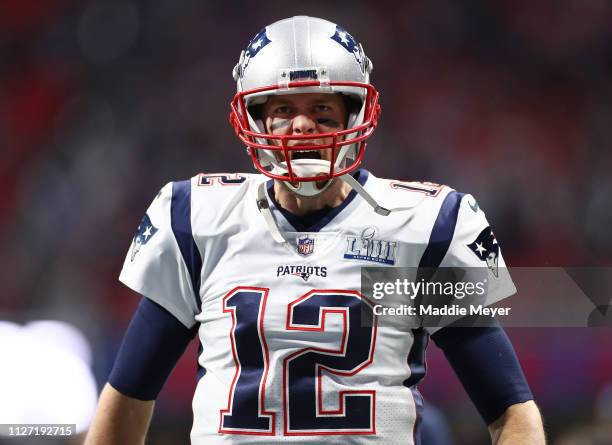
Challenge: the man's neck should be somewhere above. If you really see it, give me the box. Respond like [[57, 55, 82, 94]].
[[273, 179, 352, 216]]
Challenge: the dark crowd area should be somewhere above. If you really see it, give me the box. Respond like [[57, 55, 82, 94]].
[[1, 1, 611, 444]]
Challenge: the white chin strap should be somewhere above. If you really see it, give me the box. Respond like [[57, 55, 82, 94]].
[[338, 174, 424, 215], [256, 173, 424, 244]]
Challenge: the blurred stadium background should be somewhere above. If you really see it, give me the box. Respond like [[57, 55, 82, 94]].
[[1, 0, 611, 443]]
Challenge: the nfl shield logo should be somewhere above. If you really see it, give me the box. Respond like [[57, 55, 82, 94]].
[[297, 236, 315, 256]]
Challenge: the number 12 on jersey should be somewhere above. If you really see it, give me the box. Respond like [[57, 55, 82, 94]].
[[219, 287, 378, 436]]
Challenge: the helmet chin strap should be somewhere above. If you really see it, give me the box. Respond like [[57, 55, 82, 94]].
[[256, 182, 286, 243], [338, 174, 425, 215], [256, 172, 425, 244]]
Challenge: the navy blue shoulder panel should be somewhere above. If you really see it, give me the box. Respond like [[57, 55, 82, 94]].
[[171, 180, 202, 308], [419, 190, 465, 268]]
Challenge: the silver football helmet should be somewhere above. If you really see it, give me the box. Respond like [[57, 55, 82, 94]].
[[230, 16, 381, 196]]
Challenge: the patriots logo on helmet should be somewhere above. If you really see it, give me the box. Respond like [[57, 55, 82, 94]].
[[241, 28, 271, 74], [467, 227, 500, 278], [130, 214, 158, 262], [331, 25, 366, 74]]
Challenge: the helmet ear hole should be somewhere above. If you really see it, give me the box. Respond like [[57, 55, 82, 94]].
[[342, 95, 362, 116], [341, 94, 363, 127], [248, 103, 264, 121]]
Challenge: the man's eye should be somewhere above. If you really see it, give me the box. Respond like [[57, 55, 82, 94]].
[[275, 106, 292, 114], [314, 105, 331, 112]]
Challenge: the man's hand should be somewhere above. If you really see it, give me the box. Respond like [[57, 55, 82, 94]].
[[84, 383, 154, 445], [488, 400, 546, 445]]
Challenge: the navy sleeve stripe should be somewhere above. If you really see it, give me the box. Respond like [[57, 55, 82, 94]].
[[407, 191, 463, 389], [418, 190, 464, 268], [405, 190, 463, 441], [109, 297, 198, 401], [171, 180, 203, 308]]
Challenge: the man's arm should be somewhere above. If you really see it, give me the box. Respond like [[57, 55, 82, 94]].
[[489, 400, 545, 445], [430, 322, 545, 444], [85, 297, 197, 443], [85, 383, 154, 445]]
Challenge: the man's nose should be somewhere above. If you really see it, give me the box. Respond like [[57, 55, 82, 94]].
[[291, 114, 316, 134]]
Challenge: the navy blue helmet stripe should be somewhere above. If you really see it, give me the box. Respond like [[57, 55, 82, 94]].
[[419, 191, 465, 268], [171, 180, 202, 308]]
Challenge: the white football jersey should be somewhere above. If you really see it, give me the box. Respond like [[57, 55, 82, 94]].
[[119, 170, 515, 444]]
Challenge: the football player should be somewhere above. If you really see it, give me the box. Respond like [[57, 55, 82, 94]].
[[86, 16, 545, 445]]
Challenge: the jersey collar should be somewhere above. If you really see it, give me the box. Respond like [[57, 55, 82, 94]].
[[266, 169, 369, 232]]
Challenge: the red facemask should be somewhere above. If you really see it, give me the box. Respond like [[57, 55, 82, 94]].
[[230, 80, 381, 183]]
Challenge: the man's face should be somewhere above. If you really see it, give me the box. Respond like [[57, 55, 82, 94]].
[[262, 92, 348, 163]]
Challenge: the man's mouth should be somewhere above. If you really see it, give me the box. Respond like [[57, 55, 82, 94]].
[[291, 150, 322, 161]]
